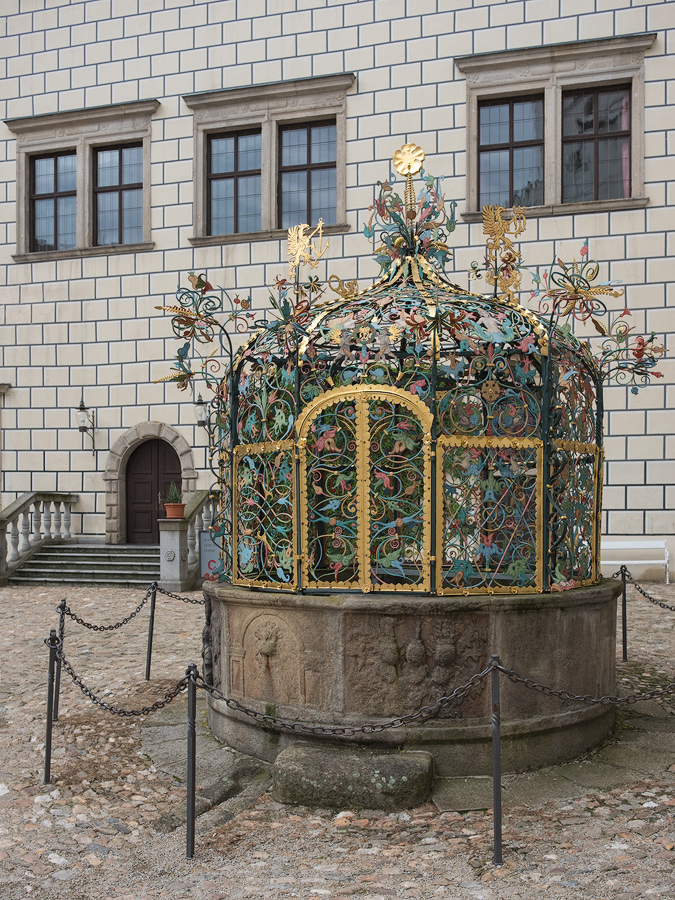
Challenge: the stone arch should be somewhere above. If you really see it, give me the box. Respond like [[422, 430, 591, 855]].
[[102, 422, 198, 544]]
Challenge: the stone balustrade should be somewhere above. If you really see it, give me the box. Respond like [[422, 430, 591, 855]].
[[0, 492, 79, 585]]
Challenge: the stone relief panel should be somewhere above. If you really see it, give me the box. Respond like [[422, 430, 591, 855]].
[[343, 613, 490, 719], [239, 613, 304, 707]]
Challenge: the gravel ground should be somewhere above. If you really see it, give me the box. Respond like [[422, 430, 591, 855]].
[[0, 579, 674, 900]]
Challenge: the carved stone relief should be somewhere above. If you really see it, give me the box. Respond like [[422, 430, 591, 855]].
[[343, 613, 489, 719], [240, 613, 303, 706]]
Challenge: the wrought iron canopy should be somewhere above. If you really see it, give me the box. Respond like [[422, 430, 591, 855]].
[[157, 144, 664, 596]]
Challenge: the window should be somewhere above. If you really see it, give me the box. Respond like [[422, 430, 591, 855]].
[[279, 122, 337, 228], [6, 99, 158, 260], [562, 86, 631, 204], [478, 97, 543, 208], [184, 74, 354, 245], [30, 152, 76, 252], [94, 144, 144, 246], [208, 130, 262, 236], [456, 34, 655, 221]]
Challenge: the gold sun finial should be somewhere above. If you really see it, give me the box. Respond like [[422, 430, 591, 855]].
[[393, 143, 425, 220]]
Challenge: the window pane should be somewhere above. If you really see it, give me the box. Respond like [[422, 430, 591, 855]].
[[57, 195, 76, 250], [479, 103, 509, 146], [121, 146, 142, 185], [211, 178, 235, 235], [281, 128, 308, 167], [237, 133, 261, 172], [237, 175, 261, 233], [513, 99, 543, 142], [280, 170, 307, 228], [34, 198, 55, 251], [311, 124, 336, 163], [57, 154, 76, 193], [598, 89, 630, 133], [513, 146, 543, 206], [122, 188, 143, 243], [34, 157, 54, 195], [211, 137, 235, 174], [598, 136, 630, 200], [562, 91, 594, 137], [97, 191, 119, 244], [562, 141, 594, 203], [97, 149, 120, 187], [311, 167, 336, 225], [479, 149, 509, 206]]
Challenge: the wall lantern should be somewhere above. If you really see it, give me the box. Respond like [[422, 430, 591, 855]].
[[193, 394, 208, 429], [76, 397, 96, 454]]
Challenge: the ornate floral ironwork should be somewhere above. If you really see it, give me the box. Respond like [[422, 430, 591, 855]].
[[157, 145, 665, 596]]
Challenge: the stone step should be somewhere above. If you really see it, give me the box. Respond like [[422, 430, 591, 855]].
[[9, 575, 157, 586], [8, 541, 162, 586], [30, 553, 161, 563], [14, 560, 159, 581]]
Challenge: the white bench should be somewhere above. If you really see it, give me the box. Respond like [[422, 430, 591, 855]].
[[601, 539, 670, 584]]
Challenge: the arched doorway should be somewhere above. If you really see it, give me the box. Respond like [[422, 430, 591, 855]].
[[126, 439, 181, 544]]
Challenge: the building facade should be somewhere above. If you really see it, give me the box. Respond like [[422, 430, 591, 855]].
[[0, 0, 672, 564]]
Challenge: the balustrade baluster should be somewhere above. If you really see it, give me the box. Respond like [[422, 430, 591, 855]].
[[187, 518, 197, 565], [203, 499, 213, 533], [43, 502, 53, 540], [53, 502, 62, 539], [20, 510, 31, 554], [9, 518, 20, 562], [0, 527, 7, 580], [32, 500, 42, 545], [63, 503, 72, 539]]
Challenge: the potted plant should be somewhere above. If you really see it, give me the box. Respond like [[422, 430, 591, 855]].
[[162, 482, 185, 519]]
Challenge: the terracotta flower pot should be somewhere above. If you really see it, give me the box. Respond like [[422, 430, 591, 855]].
[[164, 502, 186, 519]]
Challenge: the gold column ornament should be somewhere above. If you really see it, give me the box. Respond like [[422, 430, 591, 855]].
[[393, 143, 425, 220]]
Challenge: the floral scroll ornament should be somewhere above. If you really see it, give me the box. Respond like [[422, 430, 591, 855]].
[[364, 144, 457, 277], [471, 216, 665, 392]]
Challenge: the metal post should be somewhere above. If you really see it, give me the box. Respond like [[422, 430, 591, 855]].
[[44, 629, 59, 784], [53, 599, 66, 722], [621, 565, 628, 662], [186, 663, 198, 860], [490, 654, 503, 867], [145, 583, 158, 681]]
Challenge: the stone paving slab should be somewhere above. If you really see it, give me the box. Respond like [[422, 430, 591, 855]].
[[0, 580, 674, 900]]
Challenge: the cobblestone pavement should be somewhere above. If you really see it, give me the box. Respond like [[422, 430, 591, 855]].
[[0, 578, 674, 900]]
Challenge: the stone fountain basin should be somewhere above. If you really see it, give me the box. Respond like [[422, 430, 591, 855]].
[[203, 580, 619, 777]]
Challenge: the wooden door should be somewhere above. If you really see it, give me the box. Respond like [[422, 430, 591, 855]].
[[126, 440, 181, 544]]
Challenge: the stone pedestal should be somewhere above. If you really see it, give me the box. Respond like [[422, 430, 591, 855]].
[[158, 519, 189, 591], [203, 581, 619, 776]]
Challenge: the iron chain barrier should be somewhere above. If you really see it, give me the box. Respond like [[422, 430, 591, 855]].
[[53, 640, 189, 718], [43, 566, 675, 864], [496, 662, 675, 706], [613, 565, 675, 612], [195, 667, 490, 735], [155, 585, 206, 605], [612, 565, 674, 662], [61, 586, 152, 631]]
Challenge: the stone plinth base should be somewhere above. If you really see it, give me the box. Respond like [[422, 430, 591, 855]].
[[203, 581, 619, 777], [272, 746, 434, 810]]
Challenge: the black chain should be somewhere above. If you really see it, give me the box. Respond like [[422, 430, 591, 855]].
[[60, 588, 152, 631], [496, 663, 675, 706], [55, 645, 189, 717], [196, 667, 490, 735], [156, 585, 205, 606], [613, 566, 675, 612]]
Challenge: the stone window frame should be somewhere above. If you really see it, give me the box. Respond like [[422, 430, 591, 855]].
[[456, 33, 656, 223], [6, 99, 159, 262], [184, 73, 355, 247]]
